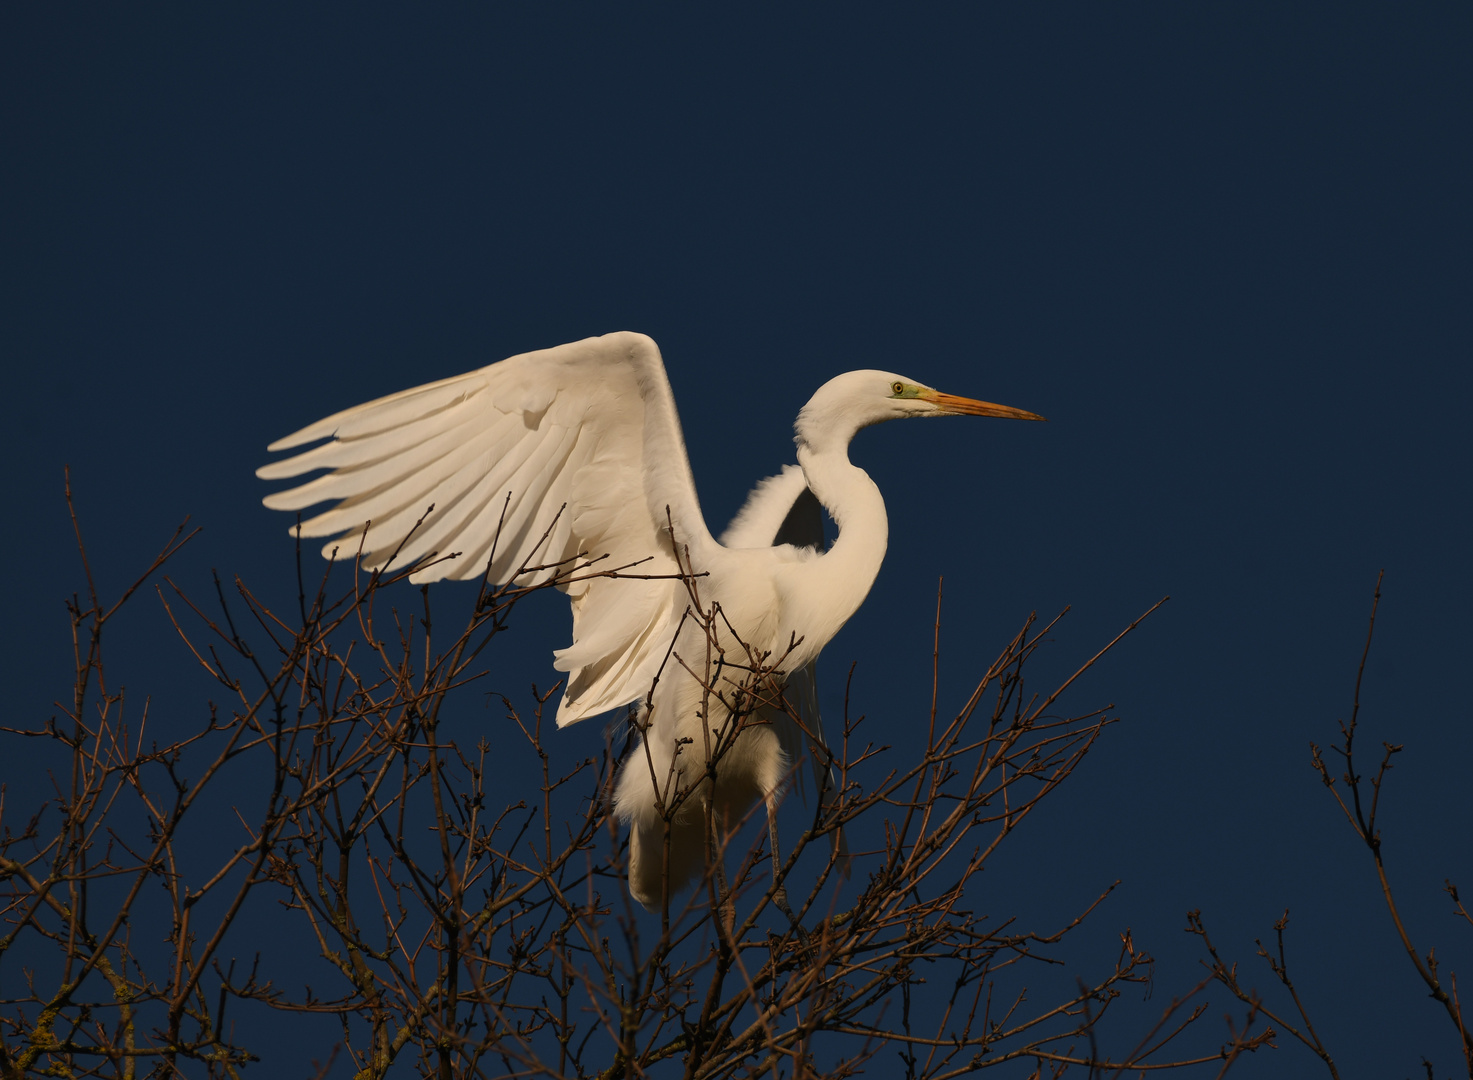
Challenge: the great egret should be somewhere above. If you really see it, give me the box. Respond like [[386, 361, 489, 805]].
[[257, 331, 1043, 911]]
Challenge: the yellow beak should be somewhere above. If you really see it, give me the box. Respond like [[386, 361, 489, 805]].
[[921, 390, 1046, 422]]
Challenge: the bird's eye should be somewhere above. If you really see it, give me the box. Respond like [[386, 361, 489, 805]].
[[891, 381, 905, 395]]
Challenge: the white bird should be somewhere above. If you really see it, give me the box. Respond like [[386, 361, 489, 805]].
[[257, 332, 1043, 911]]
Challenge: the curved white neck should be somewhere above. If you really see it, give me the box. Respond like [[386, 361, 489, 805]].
[[783, 442, 889, 665]]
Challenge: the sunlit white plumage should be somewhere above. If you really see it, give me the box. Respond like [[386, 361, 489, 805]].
[[257, 331, 1042, 908]]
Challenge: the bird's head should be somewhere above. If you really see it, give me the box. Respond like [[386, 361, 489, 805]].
[[794, 369, 1044, 452]]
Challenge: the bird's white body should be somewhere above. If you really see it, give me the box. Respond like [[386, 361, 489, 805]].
[[258, 332, 1040, 908]]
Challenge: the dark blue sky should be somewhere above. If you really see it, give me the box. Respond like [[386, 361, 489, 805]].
[[4, 6, 1470, 1075]]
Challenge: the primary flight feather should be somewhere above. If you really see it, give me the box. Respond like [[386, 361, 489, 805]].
[[257, 331, 1043, 910]]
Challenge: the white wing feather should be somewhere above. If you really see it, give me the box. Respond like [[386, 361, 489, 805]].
[[257, 331, 715, 728]]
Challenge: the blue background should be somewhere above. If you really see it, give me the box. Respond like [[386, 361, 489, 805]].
[[4, 6, 1470, 1075]]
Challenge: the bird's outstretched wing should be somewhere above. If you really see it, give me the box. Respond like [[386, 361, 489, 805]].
[[721, 467, 849, 871], [258, 331, 715, 726]]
